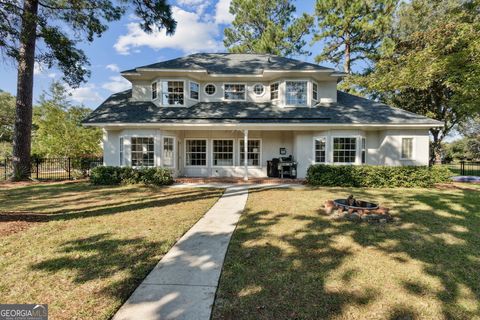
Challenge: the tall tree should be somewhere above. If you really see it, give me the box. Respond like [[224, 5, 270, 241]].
[[32, 82, 102, 158], [0, 0, 176, 180], [358, 0, 480, 162], [312, 0, 398, 74], [224, 0, 313, 56]]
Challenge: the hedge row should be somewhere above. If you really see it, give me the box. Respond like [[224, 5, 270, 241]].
[[306, 164, 452, 188], [90, 166, 174, 186]]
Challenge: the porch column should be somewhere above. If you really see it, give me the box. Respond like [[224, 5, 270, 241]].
[[243, 129, 248, 181]]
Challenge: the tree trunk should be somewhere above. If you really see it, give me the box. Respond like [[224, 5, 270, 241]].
[[12, 0, 39, 180], [430, 129, 443, 165], [344, 33, 351, 74]]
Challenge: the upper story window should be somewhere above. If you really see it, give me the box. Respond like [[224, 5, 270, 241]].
[[205, 84, 216, 95], [270, 82, 279, 100], [253, 84, 264, 96], [312, 82, 318, 101], [286, 81, 307, 106], [151, 82, 158, 100], [162, 81, 184, 106], [224, 84, 246, 101], [190, 81, 199, 100]]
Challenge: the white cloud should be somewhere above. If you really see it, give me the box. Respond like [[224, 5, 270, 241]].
[[68, 84, 103, 104], [114, 6, 224, 55], [101, 76, 131, 92], [215, 0, 233, 24], [105, 64, 120, 72]]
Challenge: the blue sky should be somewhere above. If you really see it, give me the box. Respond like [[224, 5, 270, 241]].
[[0, 0, 339, 109]]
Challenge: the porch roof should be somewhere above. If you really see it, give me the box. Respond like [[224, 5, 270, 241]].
[[82, 90, 442, 126]]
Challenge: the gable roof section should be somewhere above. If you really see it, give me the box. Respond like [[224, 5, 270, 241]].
[[122, 53, 335, 75], [82, 90, 442, 126]]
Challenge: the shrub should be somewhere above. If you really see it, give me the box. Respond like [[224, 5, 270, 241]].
[[90, 166, 174, 186], [306, 164, 452, 188]]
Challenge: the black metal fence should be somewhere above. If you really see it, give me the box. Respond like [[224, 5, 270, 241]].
[[459, 160, 480, 176], [1, 157, 103, 181]]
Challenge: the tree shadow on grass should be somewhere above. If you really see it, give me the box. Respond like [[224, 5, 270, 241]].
[[213, 187, 480, 319]]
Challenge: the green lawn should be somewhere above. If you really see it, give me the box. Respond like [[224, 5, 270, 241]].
[[0, 181, 222, 320], [213, 184, 480, 320]]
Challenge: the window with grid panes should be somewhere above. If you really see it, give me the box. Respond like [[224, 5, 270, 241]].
[[162, 81, 184, 105], [212, 140, 234, 166], [131, 137, 154, 167], [333, 137, 357, 163], [224, 84, 245, 100], [314, 137, 326, 163], [239, 140, 260, 166], [185, 139, 207, 166], [163, 137, 174, 167]]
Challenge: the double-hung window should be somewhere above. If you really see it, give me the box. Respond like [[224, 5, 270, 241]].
[[190, 81, 199, 100], [163, 137, 175, 167], [185, 139, 207, 166], [361, 138, 366, 164], [401, 138, 413, 159], [270, 82, 279, 100], [224, 84, 245, 100], [240, 140, 261, 166], [119, 137, 124, 166], [131, 137, 154, 167], [162, 81, 184, 105], [212, 140, 234, 166], [151, 82, 158, 100], [333, 137, 357, 163], [286, 81, 307, 106], [314, 137, 326, 163]]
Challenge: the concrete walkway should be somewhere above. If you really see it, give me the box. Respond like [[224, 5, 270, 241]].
[[113, 185, 249, 320]]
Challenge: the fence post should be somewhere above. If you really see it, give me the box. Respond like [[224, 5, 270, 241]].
[[36, 159, 39, 180], [68, 157, 71, 180], [460, 160, 465, 176]]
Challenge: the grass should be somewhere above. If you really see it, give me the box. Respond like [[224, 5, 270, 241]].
[[0, 181, 223, 320], [213, 184, 480, 320]]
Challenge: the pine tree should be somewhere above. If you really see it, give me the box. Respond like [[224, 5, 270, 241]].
[[224, 0, 313, 56]]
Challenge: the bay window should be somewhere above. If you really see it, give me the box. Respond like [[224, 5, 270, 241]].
[[270, 82, 279, 100], [190, 81, 199, 100], [212, 140, 234, 166], [131, 137, 154, 167], [333, 137, 357, 163], [185, 139, 207, 166], [240, 139, 261, 166], [162, 81, 184, 106], [286, 81, 307, 105]]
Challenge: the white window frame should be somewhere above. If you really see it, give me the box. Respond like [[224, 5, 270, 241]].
[[131, 136, 155, 167], [270, 82, 279, 100], [313, 136, 327, 164], [211, 139, 235, 167], [162, 136, 176, 168], [400, 137, 415, 160], [312, 81, 318, 101], [119, 137, 124, 166], [204, 83, 216, 96], [223, 83, 246, 101], [238, 139, 262, 167], [161, 80, 185, 106], [253, 83, 265, 96], [184, 138, 208, 167], [285, 80, 309, 107], [189, 81, 199, 101], [332, 136, 358, 164], [151, 81, 158, 100]]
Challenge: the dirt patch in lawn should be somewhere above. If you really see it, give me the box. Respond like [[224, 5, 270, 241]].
[[0, 212, 50, 237]]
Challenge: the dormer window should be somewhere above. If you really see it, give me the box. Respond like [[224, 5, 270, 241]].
[[286, 81, 307, 106], [224, 84, 245, 101], [190, 81, 199, 100], [162, 81, 184, 106], [253, 84, 264, 96], [151, 82, 158, 100], [270, 82, 279, 100]]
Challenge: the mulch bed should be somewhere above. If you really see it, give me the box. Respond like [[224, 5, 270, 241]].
[[0, 212, 51, 237]]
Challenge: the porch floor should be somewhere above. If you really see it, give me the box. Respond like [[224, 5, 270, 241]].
[[175, 177, 306, 184]]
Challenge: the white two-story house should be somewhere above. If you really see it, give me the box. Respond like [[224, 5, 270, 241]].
[[83, 53, 442, 179]]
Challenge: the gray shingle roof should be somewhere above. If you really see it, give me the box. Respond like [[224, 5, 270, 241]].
[[122, 53, 335, 75], [82, 90, 442, 126]]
